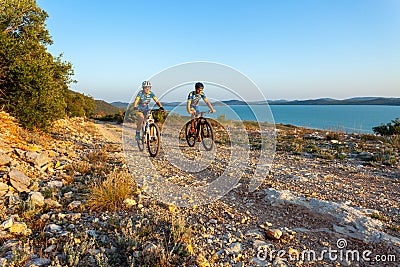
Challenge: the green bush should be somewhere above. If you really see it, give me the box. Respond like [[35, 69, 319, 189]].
[[373, 118, 400, 136], [152, 109, 168, 123], [97, 112, 125, 124], [65, 90, 95, 117]]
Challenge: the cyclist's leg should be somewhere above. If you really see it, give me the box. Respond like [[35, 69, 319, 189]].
[[136, 111, 144, 131], [194, 106, 200, 118], [136, 111, 144, 140], [189, 107, 198, 131]]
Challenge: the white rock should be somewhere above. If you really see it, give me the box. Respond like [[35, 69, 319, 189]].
[[45, 223, 62, 232], [44, 245, 56, 253], [0, 217, 13, 230], [67, 201, 81, 210], [47, 180, 63, 188], [8, 170, 30, 192], [0, 182, 9, 197], [29, 191, 45, 207]]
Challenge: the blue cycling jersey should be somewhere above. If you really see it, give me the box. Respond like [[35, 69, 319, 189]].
[[187, 91, 207, 108], [135, 90, 156, 110]]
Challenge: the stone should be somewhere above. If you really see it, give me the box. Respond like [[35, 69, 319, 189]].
[[264, 188, 400, 246], [44, 245, 56, 253], [253, 240, 269, 250], [26, 257, 51, 267], [245, 229, 265, 240], [250, 258, 269, 267], [29, 191, 45, 207], [358, 151, 374, 161], [272, 258, 288, 267], [225, 242, 242, 254], [47, 180, 63, 188], [9, 222, 29, 235], [209, 219, 218, 224], [0, 182, 8, 196], [0, 152, 11, 166], [265, 229, 282, 240], [195, 254, 211, 267], [44, 198, 62, 208], [8, 170, 30, 192], [25, 151, 51, 167], [63, 191, 73, 198], [0, 217, 13, 230], [45, 223, 62, 232], [68, 200, 81, 210], [66, 213, 81, 221], [123, 198, 137, 207], [143, 243, 157, 254]]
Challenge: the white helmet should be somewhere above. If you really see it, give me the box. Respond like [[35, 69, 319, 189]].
[[142, 81, 152, 88]]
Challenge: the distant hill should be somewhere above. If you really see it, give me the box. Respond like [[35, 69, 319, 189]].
[[270, 97, 400, 106], [110, 101, 129, 108], [108, 97, 400, 107], [95, 100, 124, 115]]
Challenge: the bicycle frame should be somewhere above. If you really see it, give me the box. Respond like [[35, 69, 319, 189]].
[[137, 109, 161, 157], [185, 110, 214, 150], [190, 111, 210, 138], [142, 111, 155, 142]]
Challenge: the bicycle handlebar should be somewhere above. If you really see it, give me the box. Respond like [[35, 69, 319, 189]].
[[136, 108, 166, 112], [197, 110, 213, 116]]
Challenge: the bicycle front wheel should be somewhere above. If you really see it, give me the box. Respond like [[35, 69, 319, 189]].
[[200, 120, 214, 151], [185, 120, 196, 147], [147, 123, 160, 157]]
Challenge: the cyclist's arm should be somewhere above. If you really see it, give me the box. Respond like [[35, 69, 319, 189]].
[[187, 100, 193, 114], [133, 96, 140, 108], [152, 95, 163, 108], [204, 98, 216, 113]]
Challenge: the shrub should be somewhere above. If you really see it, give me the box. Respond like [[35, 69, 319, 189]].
[[65, 90, 95, 117], [152, 109, 168, 123], [96, 112, 125, 124], [86, 170, 136, 211], [373, 118, 400, 136]]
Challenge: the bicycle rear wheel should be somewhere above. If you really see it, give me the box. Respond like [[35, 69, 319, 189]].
[[185, 120, 196, 147], [147, 123, 160, 157], [137, 129, 145, 151], [200, 120, 214, 151]]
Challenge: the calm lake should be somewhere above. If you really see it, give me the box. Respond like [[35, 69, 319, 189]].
[[164, 105, 400, 133]]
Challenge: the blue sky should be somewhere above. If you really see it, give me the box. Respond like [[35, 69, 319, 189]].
[[37, 0, 400, 102]]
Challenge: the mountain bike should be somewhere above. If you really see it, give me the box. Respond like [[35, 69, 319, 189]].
[[185, 111, 214, 151], [137, 109, 161, 157]]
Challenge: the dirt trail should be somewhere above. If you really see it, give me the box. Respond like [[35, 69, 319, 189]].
[[93, 121, 123, 144]]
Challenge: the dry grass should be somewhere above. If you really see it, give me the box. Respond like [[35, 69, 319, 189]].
[[86, 148, 109, 163], [388, 135, 400, 149], [7, 240, 34, 267], [86, 170, 136, 211], [108, 214, 194, 266]]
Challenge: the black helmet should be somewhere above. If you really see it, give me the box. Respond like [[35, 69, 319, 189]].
[[195, 82, 204, 89]]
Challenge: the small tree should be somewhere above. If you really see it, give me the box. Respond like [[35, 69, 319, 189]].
[[0, 0, 74, 129], [373, 118, 400, 136]]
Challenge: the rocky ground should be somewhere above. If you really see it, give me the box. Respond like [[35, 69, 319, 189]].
[[0, 111, 399, 267]]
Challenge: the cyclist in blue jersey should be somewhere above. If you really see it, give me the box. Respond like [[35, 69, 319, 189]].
[[133, 81, 164, 140], [187, 82, 216, 117]]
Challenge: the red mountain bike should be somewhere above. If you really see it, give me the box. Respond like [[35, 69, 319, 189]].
[[185, 111, 214, 151]]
